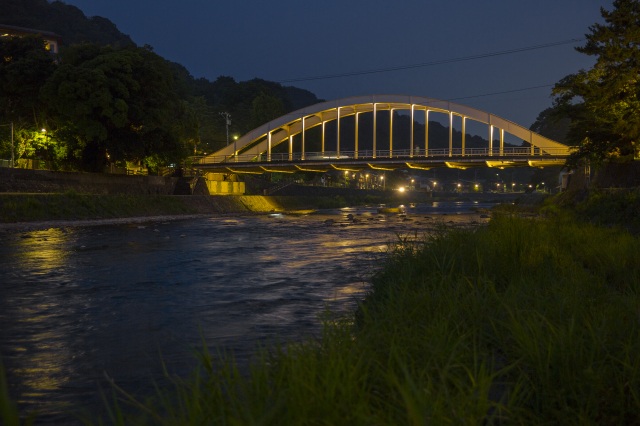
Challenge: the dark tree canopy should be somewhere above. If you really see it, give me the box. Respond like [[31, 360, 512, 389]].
[[553, 0, 640, 167], [41, 44, 189, 171], [529, 106, 571, 144], [0, 0, 322, 171], [0, 35, 55, 123], [0, 0, 134, 46]]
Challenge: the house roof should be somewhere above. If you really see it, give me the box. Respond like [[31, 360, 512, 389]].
[[0, 24, 62, 42]]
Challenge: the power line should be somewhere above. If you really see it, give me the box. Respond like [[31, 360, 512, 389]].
[[447, 83, 555, 101], [278, 38, 583, 83]]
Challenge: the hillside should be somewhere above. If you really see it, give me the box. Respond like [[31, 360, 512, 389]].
[[0, 0, 324, 161], [0, 0, 134, 46]]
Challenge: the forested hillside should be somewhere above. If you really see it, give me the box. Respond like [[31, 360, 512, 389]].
[[0, 0, 134, 46], [0, 0, 323, 172]]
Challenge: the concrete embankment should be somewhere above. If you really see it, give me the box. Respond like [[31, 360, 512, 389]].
[[0, 194, 300, 224], [0, 168, 534, 226]]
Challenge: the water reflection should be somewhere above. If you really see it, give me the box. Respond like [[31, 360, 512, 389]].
[[2, 228, 86, 417], [0, 204, 489, 423]]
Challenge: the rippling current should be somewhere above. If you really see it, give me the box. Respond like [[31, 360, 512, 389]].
[[0, 201, 491, 424]]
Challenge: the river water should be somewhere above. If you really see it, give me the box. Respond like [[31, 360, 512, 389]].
[[0, 201, 492, 424]]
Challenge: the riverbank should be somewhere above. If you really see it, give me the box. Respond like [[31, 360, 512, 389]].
[[3, 191, 639, 424], [0, 191, 530, 230], [91, 211, 638, 425]]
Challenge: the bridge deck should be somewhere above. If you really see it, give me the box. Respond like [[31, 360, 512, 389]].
[[195, 148, 569, 174]]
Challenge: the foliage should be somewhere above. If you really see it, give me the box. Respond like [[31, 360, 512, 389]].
[[553, 0, 640, 167], [0, 0, 323, 170], [41, 44, 190, 171], [564, 188, 640, 233], [0, 35, 55, 122], [528, 106, 570, 143], [0, 0, 134, 46], [250, 90, 286, 130]]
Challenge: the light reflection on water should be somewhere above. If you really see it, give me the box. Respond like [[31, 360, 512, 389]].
[[0, 202, 489, 424]]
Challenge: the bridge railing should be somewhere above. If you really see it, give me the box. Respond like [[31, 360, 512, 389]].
[[196, 146, 571, 165]]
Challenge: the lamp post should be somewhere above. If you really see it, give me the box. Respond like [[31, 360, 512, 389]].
[[233, 135, 238, 162]]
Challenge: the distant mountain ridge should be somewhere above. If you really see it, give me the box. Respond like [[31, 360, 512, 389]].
[[0, 0, 134, 46]]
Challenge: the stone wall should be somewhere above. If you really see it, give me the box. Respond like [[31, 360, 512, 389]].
[[0, 168, 180, 195]]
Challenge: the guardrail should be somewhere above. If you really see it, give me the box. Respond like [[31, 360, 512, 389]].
[[195, 147, 572, 165]]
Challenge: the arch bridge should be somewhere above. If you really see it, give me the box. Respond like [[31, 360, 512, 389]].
[[196, 95, 571, 174]]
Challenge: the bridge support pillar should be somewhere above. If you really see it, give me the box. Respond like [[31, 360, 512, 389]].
[[448, 112, 453, 157], [321, 122, 326, 156], [530, 131, 535, 155], [410, 104, 415, 158], [337, 107, 341, 158], [489, 125, 494, 157], [355, 112, 359, 159], [389, 109, 393, 158], [425, 110, 429, 157], [301, 116, 306, 160], [461, 117, 466, 157], [373, 103, 377, 158]]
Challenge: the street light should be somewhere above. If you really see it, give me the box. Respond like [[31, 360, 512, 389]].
[[233, 135, 239, 162]]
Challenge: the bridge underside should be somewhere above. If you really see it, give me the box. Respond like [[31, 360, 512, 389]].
[[197, 155, 566, 174]]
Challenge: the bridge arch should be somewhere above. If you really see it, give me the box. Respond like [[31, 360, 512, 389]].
[[200, 94, 570, 170]]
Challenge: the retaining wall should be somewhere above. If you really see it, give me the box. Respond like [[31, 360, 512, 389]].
[[0, 168, 180, 195]]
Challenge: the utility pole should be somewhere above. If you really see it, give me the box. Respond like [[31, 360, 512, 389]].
[[220, 112, 231, 147]]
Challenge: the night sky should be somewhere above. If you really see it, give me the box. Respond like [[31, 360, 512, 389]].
[[60, 0, 613, 127]]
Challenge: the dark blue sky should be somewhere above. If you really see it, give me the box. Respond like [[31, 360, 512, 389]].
[[60, 0, 612, 127]]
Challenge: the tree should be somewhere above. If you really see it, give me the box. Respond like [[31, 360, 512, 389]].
[[552, 0, 640, 167], [0, 35, 59, 165], [529, 106, 571, 144], [250, 90, 285, 130], [0, 35, 55, 124], [42, 44, 190, 171]]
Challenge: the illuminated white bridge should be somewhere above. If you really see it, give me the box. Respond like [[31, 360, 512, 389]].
[[196, 95, 571, 174]]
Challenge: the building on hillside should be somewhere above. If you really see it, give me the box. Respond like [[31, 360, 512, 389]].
[[0, 24, 62, 53]]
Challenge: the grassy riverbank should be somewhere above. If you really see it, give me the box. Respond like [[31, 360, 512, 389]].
[[0, 192, 296, 223], [82, 200, 638, 424], [2, 191, 639, 424], [0, 191, 523, 225]]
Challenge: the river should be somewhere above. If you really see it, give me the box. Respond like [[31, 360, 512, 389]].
[[0, 201, 492, 424]]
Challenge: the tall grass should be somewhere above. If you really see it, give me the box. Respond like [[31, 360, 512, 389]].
[[89, 213, 640, 425]]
